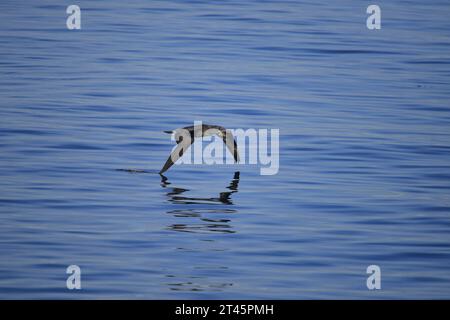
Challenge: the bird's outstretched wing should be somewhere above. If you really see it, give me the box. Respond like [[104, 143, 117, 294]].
[[160, 143, 190, 174], [221, 129, 240, 163]]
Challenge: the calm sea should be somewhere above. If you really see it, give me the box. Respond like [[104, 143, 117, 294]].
[[1, 0, 450, 299]]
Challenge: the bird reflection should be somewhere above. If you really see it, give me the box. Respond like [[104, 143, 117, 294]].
[[160, 171, 240, 234], [118, 168, 240, 292], [165, 274, 233, 292], [160, 172, 240, 292], [160, 171, 239, 205]]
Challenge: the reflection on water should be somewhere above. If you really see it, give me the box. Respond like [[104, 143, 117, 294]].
[[165, 273, 233, 293], [160, 171, 240, 205], [166, 208, 236, 234], [3, 0, 450, 299], [160, 172, 240, 234], [160, 172, 240, 292], [168, 277, 233, 291]]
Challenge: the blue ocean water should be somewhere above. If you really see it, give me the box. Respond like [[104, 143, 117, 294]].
[[1, 0, 450, 299]]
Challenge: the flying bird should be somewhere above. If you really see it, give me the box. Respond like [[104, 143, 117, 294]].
[[160, 124, 240, 174]]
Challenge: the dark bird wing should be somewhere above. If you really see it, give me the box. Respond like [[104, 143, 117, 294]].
[[221, 129, 240, 163], [160, 142, 190, 174]]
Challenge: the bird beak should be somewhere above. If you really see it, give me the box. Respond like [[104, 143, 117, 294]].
[[163, 130, 173, 134]]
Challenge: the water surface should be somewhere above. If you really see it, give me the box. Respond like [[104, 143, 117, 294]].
[[1, 0, 450, 299]]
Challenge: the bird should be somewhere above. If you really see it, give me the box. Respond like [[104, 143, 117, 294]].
[[160, 124, 240, 174]]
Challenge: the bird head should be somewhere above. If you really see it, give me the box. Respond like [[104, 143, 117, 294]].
[[174, 130, 184, 144], [165, 129, 190, 145]]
